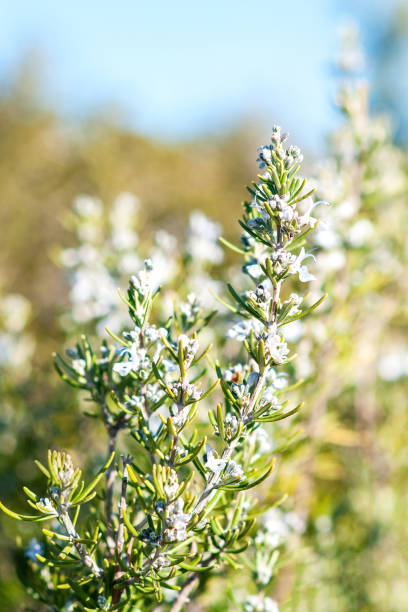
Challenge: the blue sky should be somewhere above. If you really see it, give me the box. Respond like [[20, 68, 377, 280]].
[[0, 0, 400, 149]]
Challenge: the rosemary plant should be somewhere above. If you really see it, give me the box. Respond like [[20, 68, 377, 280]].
[[1, 127, 327, 612]]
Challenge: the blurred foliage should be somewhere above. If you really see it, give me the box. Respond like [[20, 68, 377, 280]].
[[271, 25, 408, 612]]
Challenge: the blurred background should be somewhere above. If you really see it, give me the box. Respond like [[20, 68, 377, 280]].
[[1, 0, 408, 610]]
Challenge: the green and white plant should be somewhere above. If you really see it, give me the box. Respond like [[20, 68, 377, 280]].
[[1, 127, 328, 611]]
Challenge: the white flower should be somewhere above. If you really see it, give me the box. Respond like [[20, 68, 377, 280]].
[[223, 413, 239, 436], [244, 594, 279, 612], [260, 506, 305, 542], [70, 266, 117, 320], [224, 363, 244, 382], [38, 498, 56, 514], [162, 359, 178, 373], [113, 344, 150, 377], [227, 319, 263, 341], [263, 326, 289, 363], [180, 293, 201, 322], [177, 334, 199, 364], [285, 292, 303, 316], [336, 196, 360, 219], [298, 199, 329, 229], [111, 228, 138, 251], [288, 247, 316, 282], [59, 248, 79, 268], [145, 383, 164, 404], [263, 598, 279, 612], [204, 445, 226, 476], [245, 262, 264, 278], [298, 264, 316, 283], [285, 511, 306, 534], [247, 284, 271, 308], [279, 203, 296, 222], [257, 145, 273, 168], [187, 212, 223, 264], [231, 382, 249, 401], [110, 192, 139, 225], [165, 498, 190, 542], [114, 361, 135, 378], [377, 350, 408, 381], [255, 530, 281, 550], [261, 385, 281, 407], [348, 218, 374, 247], [204, 446, 243, 480], [264, 509, 290, 539], [74, 195, 103, 217], [154, 229, 177, 252], [170, 404, 190, 428], [130, 265, 152, 298], [164, 469, 179, 498], [149, 250, 178, 288], [287, 145, 303, 164], [248, 427, 273, 455], [169, 381, 200, 402], [225, 459, 244, 479], [152, 554, 171, 569], [71, 358, 86, 376], [257, 565, 273, 585], [265, 368, 288, 390], [249, 196, 270, 224], [144, 325, 166, 344], [0, 294, 31, 333], [270, 124, 282, 144]]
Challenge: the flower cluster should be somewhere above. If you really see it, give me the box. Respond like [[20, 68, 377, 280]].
[[59, 194, 224, 335]]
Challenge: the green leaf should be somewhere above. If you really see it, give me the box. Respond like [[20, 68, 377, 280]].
[[253, 403, 302, 423], [34, 460, 50, 479], [199, 379, 219, 401], [0, 501, 54, 522], [238, 220, 271, 247], [209, 290, 239, 315], [71, 451, 114, 504], [279, 294, 327, 327], [42, 528, 71, 542], [218, 236, 247, 255], [179, 561, 214, 573], [177, 337, 186, 378], [122, 507, 139, 537], [23, 487, 38, 502], [216, 404, 226, 442], [291, 186, 317, 205], [227, 284, 266, 322], [221, 461, 275, 491], [105, 326, 127, 347], [224, 540, 250, 554], [191, 344, 212, 366], [176, 437, 207, 467]]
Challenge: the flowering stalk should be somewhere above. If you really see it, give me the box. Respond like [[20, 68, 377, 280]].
[[1, 127, 328, 611]]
